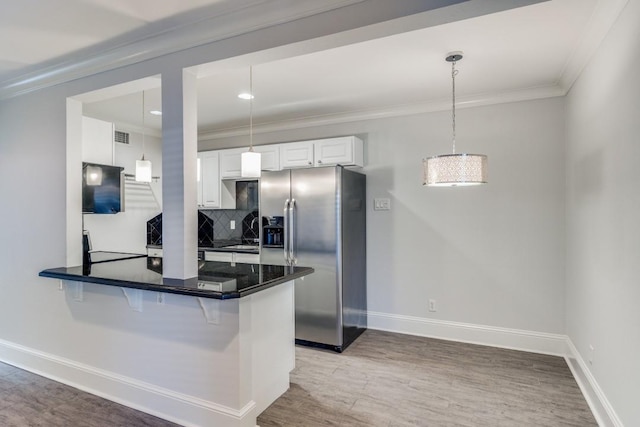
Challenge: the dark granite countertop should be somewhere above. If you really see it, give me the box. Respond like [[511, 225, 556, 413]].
[[39, 256, 312, 300], [148, 241, 259, 254], [87, 251, 146, 264]]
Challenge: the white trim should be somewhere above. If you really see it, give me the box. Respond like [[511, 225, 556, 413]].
[[0, 0, 364, 100], [565, 339, 623, 427], [368, 311, 625, 427], [559, 0, 629, 92], [0, 338, 255, 427], [198, 84, 565, 141], [368, 311, 568, 356], [0, 315, 622, 427]]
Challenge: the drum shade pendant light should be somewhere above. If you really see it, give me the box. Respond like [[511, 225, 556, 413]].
[[135, 90, 152, 183], [423, 52, 487, 187], [241, 66, 261, 178]]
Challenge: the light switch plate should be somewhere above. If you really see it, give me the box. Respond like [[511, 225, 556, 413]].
[[374, 198, 391, 211]]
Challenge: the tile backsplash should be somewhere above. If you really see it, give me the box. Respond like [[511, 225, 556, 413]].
[[146, 209, 259, 247], [200, 209, 260, 242]]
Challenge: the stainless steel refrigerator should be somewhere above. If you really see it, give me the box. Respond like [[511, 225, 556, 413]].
[[260, 166, 366, 352]]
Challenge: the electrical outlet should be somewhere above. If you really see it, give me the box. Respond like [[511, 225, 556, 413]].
[[374, 198, 391, 211], [428, 299, 437, 312], [588, 344, 594, 365], [230, 220, 236, 230], [157, 292, 165, 305]]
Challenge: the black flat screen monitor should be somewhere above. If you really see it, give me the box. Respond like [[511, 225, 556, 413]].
[[82, 162, 124, 214]]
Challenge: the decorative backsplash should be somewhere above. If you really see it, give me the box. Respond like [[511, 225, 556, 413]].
[[197, 211, 215, 247], [146, 212, 214, 247], [146, 213, 162, 246], [199, 209, 260, 243]]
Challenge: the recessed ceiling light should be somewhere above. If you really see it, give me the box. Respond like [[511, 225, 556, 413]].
[[238, 93, 254, 100], [149, 110, 162, 116]]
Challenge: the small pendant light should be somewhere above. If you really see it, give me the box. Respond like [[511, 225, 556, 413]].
[[135, 90, 152, 183], [423, 52, 487, 187], [241, 66, 261, 178]]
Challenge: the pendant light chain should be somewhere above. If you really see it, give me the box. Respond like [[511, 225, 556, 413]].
[[451, 60, 458, 155], [249, 66, 254, 152], [142, 90, 146, 160]]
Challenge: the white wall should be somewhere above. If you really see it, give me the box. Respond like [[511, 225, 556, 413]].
[[83, 128, 162, 254], [565, 0, 640, 425], [203, 96, 567, 335], [2, 4, 505, 424]]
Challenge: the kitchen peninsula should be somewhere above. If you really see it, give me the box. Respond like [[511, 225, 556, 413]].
[[39, 256, 313, 427]]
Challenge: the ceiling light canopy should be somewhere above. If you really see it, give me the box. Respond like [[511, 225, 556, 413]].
[[238, 92, 254, 100], [149, 110, 162, 116], [423, 52, 487, 187]]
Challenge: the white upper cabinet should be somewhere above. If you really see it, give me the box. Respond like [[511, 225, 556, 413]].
[[202, 136, 364, 190], [254, 145, 280, 171], [280, 141, 315, 169], [219, 148, 244, 179], [280, 136, 363, 169], [220, 145, 280, 178], [313, 136, 363, 167], [82, 116, 114, 165], [198, 151, 220, 208]]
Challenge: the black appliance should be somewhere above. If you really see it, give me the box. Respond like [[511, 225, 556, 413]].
[[82, 162, 124, 214], [236, 180, 259, 210]]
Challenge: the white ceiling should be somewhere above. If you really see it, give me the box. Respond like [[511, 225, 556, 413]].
[[0, 0, 231, 81], [0, 0, 626, 139]]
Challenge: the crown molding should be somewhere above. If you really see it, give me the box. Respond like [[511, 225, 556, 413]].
[[0, 0, 364, 100], [198, 84, 565, 141], [559, 0, 629, 92]]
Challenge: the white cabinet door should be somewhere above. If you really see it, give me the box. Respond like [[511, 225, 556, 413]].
[[82, 116, 114, 165], [280, 141, 314, 169], [314, 136, 363, 167], [204, 251, 259, 264], [147, 248, 163, 258], [254, 145, 280, 171], [234, 253, 260, 264], [204, 251, 233, 262], [220, 148, 244, 179], [198, 151, 220, 208]]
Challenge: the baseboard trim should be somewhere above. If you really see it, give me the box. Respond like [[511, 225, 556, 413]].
[[367, 311, 625, 427], [0, 338, 255, 427], [565, 339, 623, 427], [0, 322, 622, 427], [367, 311, 568, 356]]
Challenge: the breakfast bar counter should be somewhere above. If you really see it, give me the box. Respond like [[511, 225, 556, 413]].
[[37, 254, 314, 427], [39, 252, 313, 299]]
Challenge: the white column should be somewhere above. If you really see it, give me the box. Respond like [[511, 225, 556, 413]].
[[66, 98, 83, 267], [161, 68, 198, 279]]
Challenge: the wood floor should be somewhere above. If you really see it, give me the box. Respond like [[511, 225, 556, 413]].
[[0, 330, 596, 426], [258, 330, 597, 427], [0, 361, 175, 426]]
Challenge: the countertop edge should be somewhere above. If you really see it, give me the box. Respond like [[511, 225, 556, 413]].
[[39, 264, 313, 300]]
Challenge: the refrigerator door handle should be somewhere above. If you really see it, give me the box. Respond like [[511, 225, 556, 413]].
[[289, 199, 297, 265], [283, 199, 290, 264]]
